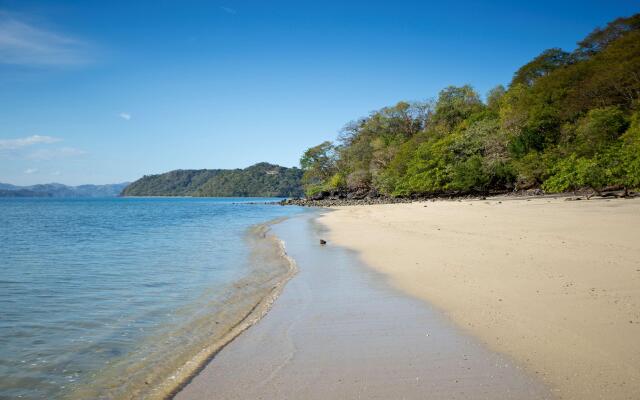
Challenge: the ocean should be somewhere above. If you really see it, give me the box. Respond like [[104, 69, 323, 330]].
[[0, 197, 306, 399]]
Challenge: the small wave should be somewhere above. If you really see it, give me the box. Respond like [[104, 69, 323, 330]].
[[66, 218, 298, 400]]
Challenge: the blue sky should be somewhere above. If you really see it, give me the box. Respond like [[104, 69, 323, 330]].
[[0, 0, 637, 185]]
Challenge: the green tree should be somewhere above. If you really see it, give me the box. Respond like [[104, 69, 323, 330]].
[[616, 112, 640, 193], [574, 14, 640, 58], [511, 48, 572, 87], [572, 106, 628, 156], [300, 141, 338, 195], [486, 85, 506, 111], [295, 13, 640, 199], [432, 85, 484, 132]]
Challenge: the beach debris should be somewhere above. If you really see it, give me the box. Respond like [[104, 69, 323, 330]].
[[320, 239, 327, 245]]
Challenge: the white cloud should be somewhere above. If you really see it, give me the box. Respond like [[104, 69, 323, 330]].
[[27, 146, 86, 160], [0, 134, 86, 161], [119, 112, 131, 120], [0, 134, 61, 150], [220, 6, 237, 14], [24, 167, 38, 174], [0, 13, 90, 66]]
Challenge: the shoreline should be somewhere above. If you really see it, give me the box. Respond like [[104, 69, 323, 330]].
[[175, 212, 551, 399], [163, 229, 299, 400], [318, 197, 640, 399], [67, 218, 300, 400]]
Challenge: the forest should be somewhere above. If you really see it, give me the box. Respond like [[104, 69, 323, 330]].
[[121, 163, 303, 197], [300, 14, 640, 199]]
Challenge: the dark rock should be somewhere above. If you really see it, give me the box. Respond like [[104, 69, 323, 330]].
[[278, 185, 625, 207], [347, 189, 368, 200], [310, 191, 328, 201], [320, 239, 327, 245]]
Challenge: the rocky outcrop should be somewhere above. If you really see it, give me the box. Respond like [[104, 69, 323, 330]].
[[277, 187, 640, 207]]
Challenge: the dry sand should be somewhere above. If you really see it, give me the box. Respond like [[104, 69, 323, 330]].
[[319, 197, 640, 400]]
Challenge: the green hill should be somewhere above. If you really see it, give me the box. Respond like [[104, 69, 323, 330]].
[[122, 163, 303, 197], [299, 13, 640, 198]]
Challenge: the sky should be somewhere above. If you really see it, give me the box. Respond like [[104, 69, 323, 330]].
[[0, 0, 637, 185]]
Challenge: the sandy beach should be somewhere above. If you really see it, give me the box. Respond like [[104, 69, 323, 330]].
[[319, 197, 640, 400], [176, 212, 551, 399]]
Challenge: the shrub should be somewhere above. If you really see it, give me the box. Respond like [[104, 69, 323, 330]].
[[573, 106, 628, 156]]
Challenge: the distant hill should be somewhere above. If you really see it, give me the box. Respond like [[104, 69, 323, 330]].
[[0, 182, 130, 198], [0, 189, 50, 197], [0, 183, 19, 190], [122, 162, 304, 197]]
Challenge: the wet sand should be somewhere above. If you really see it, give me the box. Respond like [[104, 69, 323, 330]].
[[175, 213, 550, 399], [319, 197, 640, 400]]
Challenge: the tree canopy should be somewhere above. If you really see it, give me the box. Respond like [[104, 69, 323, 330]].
[[299, 13, 640, 198], [122, 163, 304, 197]]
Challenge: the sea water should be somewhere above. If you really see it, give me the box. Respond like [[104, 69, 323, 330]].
[[0, 197, 306, 399]]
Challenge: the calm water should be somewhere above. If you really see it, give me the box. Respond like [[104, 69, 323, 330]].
[[0, 197, 305, 399]]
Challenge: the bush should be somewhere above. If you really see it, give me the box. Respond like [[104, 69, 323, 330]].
[[573, 106, 628, 156], [327, 173, 347, 190], [543, 151, 611, 195], [448, 155, 490, 191], [542, 154, 581, 193]]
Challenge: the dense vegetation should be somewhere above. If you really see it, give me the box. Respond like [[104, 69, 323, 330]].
[[122, 162, 304, 197], [300, 14, 640, 198]]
